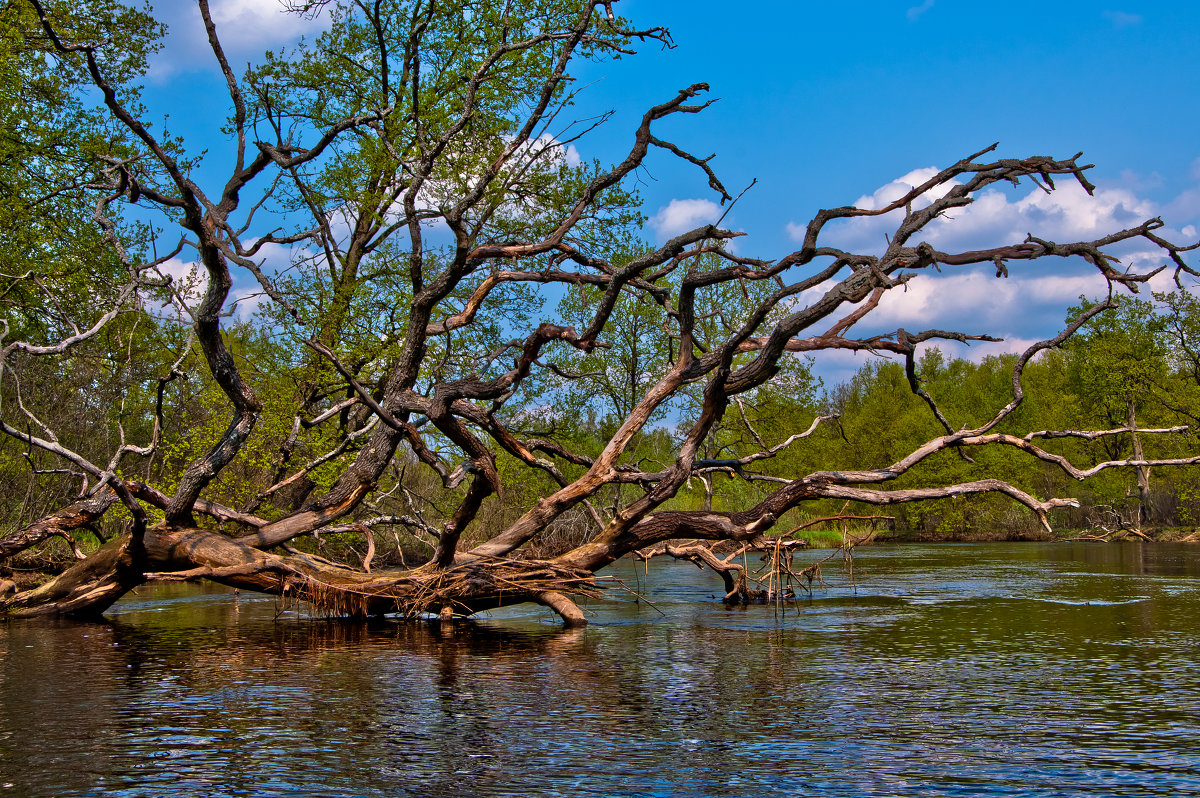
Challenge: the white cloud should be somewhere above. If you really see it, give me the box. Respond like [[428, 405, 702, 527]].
[[149, 0, 330, 81], [788, 166, 959, 250], [156, 256, 201, 287], [931, 182, 1154, 251], [849, 166, 951, 211], [152, 247, 282, 321], [212, 0, 295, 19], [398, 133, 584, 230], [906, 0, 935, 22], [782, 160, 1200, 386], [863, 270, 1109, 331], [797, 166, 1197, 262], [783, 262, 1178, 369], [511, 133, 582, 169], [152, 257, 205, 317], [244, 240, 296, 276], [648, 198, 723, 241], [209, 0, 317, 44]]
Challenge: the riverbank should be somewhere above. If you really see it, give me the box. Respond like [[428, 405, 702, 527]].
[[806, 525, 1200, 546], [5, 526, 1198, 591]]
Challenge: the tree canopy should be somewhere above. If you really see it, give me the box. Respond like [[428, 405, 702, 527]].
[[1, 0, 1198, 623]]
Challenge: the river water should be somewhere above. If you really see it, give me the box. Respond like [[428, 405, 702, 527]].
[[2, 542, 1199, 797]]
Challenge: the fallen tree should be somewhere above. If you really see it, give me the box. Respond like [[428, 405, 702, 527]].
[[2, 0, 1198, 625]]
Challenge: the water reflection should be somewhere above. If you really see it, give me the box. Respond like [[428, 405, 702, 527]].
[[2, 543, 1199, 796]]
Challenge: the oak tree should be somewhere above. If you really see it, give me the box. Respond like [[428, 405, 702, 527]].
[[2, 0, 1197, 623]]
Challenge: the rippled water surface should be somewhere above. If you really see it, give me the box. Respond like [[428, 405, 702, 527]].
[[3, 542, 1200, 797]]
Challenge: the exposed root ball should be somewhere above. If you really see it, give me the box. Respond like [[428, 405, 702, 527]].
[[285, 558, 603, 619]]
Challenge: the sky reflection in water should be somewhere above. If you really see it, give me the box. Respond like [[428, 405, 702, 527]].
[[1, 542, 1199, 797]]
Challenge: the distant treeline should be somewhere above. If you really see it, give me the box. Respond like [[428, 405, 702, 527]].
[[682, 291, 1200, 539]]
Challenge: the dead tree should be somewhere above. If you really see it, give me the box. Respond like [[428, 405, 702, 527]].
[[2, 0, 1198, 625]]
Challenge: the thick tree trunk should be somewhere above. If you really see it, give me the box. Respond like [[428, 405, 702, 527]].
[[1, 523, 607, 624], [2, 536, 142, 618], [0, 490, 119, 561], [0, 500, 777, 623]]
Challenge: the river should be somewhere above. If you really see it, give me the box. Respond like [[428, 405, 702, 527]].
[[2, 542, 1199, 797]]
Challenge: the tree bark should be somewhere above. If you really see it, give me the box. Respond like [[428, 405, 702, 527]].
[[0, 490, 119, 561], [2, 535, 141, 618], [1129, 399, 1153, 523]]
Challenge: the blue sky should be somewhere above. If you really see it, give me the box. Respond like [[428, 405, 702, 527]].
[[137, 0, 1200, 384]]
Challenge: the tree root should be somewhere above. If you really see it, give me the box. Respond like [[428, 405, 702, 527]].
[[143, 535, 606, 622], [2, 524, 608, 625], [532, 590, 588, 626]]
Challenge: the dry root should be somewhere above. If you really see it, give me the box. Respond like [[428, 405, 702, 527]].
[[270, 557, 605, 621]]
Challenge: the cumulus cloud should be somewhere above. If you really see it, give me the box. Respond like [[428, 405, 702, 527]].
[[851, 166, 950, 210], [794, 272, 1090, 387], [156, 256, 203, 293], [797, 165, 1195, 262], [648, 198, 723, 241], [209, 0, 317, 45], [786, 166, 958, 244], [510, 133, 582, 170], [801, 255, 1181, 344], [151, 257, 206, 318], [402, 133, 584, 229], [153, 244, 286, 321], [864, 270, 1113, 331], [929, 182, 1153, 251], [788, 266, 1123, 336], [777, 160, 1200, 385], [149, 0, 329, 81]]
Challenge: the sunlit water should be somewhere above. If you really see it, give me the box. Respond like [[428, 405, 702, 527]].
[[3, 542, 1200, 797]]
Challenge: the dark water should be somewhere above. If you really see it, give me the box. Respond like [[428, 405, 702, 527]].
[[2, 542, 1200, 797]]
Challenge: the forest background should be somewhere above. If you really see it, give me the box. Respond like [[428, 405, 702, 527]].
[[3, 0, 1200, 592]]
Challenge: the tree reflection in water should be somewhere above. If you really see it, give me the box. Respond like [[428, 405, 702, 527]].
[[2, 543, 1200, 797]]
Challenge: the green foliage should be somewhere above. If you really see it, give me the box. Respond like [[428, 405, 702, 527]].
[[656, 287, 1200, 538], [0, 0, 161, 341], [1064, 295, 1168, 429], [4, 0, 1199, 576]]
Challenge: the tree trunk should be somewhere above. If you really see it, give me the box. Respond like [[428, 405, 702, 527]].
[[2, 536, 141, 618], [1, 523, 607, 624], [0, 490, 119, 561], [1129, 399, 1152, 524]]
